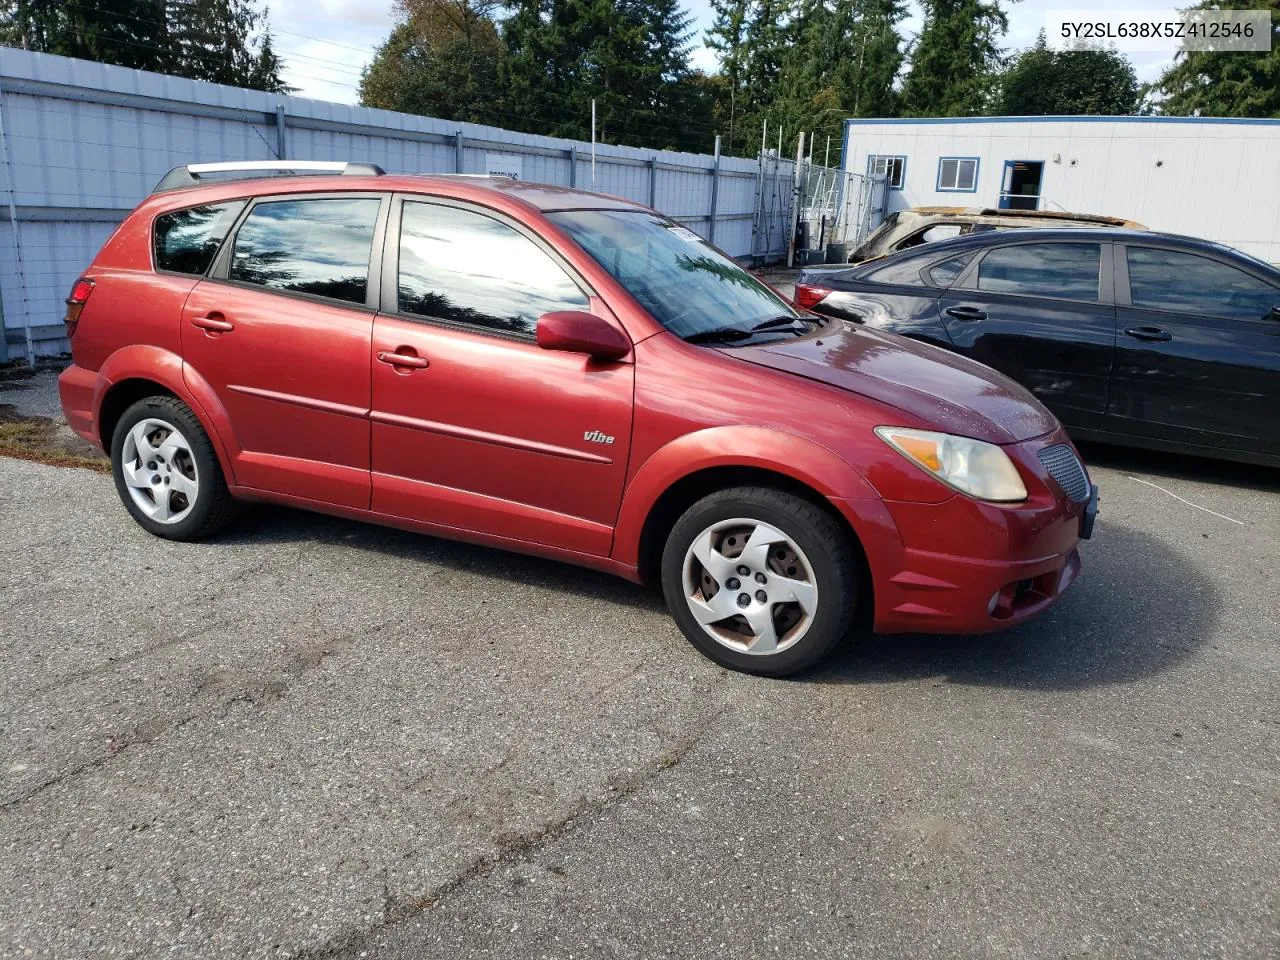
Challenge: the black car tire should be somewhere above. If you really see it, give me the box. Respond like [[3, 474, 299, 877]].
[[110, 395, 238, 541], [660, 486, 862, 677]]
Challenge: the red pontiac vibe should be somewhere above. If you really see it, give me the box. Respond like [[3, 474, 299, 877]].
[[58, 162, 1098, 676]]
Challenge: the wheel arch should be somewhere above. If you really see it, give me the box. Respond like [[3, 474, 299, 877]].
[[94, 345, 238, 483], [616, 428, 879, 621]]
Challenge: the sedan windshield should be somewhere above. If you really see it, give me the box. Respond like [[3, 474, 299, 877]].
[[547, 209, 803, 342]]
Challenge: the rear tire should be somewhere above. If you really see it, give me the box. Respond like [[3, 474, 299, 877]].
[[660, 486, 862, 677], [110, 396, 238, 541]]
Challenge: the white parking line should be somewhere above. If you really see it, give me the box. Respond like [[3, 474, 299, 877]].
[[1126, 476, 1246, 526]]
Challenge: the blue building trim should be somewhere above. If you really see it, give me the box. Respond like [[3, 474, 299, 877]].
[[845, 114, 1280, 127], [936, 156, 980, 193]]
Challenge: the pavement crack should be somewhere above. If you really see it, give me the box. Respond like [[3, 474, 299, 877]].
[[296, 710, 723, 960]]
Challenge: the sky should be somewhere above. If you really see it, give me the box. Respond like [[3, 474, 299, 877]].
[[267, 0, 1175, 107]]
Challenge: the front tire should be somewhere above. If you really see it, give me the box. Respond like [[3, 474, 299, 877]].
[[660, 486, 862, 677], [110, 395, 237, 541]]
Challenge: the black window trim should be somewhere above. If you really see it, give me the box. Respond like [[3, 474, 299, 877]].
[[151, 198, 249, 278], [1116, 242, 1280, 323], [380, 192, 597, 344], [206, 190, 391, 311], [956, 239, 1115, 306]]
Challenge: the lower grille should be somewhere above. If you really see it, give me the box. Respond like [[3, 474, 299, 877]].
[[1037, 444, 1090, 502]]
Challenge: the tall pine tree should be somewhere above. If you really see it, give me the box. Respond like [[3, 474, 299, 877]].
[[1, 0, 287, 91], [899, 0, 1007, 116], [1153, 0, 1279, 117]]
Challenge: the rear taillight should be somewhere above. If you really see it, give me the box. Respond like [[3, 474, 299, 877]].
[[793, 283, 831, 311], [65, 277, 95, 338]]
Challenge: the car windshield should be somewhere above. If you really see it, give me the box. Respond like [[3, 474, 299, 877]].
[[547, 209, 801, 341]]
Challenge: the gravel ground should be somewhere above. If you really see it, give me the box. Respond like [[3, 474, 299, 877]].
[[2, 370, 1278, 959]]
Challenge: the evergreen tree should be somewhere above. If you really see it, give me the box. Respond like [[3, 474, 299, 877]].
[[498, 0, 699, 150], [1, 0, 287, 92], [998, 32, 1140, 115], [899, 0, 1008, 116], [705, 0, 752, 154], [1, 0, 170, 69], [1152, 0, 1279, 117]]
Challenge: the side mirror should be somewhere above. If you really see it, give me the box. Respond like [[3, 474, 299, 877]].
[[536, 311, 630, 360]]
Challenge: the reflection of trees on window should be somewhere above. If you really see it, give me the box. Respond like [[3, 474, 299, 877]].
[[232, 249, 368, 303], [228, 198, 378, 306], [154, 201, 244, 275], [396, 202, 588, 335], [397, 285, 531, 334]]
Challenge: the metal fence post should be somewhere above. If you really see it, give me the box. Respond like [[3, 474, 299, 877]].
[[568, 147, 577, 187], [786, 132, 805, 269], [0, 76, 31, 364], [275, 104, 286, 160], [455, 128, 464, 173], [648, 156, 657, 208], [708, 135, 721, 245]]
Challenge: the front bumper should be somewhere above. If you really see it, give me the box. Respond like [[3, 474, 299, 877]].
[[837, 431, 1095, 635]]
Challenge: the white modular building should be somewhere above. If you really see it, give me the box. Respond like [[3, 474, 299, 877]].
[[840, 116, 1280, 263]]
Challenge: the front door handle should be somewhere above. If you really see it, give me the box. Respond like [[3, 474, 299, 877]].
[[945, 306, 987, 322], [192, 314, 234, 333], [377, 349, 429, 370], [1123, 326, 1172, 342]]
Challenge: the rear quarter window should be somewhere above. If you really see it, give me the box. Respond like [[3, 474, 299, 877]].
[[153, 201, 245, 275], [924, 252, 974, 287], [863, 256, 935, 286]]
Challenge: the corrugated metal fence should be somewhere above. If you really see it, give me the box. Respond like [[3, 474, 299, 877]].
[[0, 49, 806, 361]]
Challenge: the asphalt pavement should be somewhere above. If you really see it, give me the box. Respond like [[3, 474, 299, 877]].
[[1, 370, 1278, 959]]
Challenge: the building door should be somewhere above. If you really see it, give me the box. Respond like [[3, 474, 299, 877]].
[[999, 161, 1043, 210]]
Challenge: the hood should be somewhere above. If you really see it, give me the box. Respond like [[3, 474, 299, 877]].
[[738, 323, 1059, 444]]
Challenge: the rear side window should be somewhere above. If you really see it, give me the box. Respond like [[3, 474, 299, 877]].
[[397, 201, 588, 336], [924, 252, 974, 287], [1126, 247, 1279, 321], [229, 197, 380, 305], [977, 243, 1101, 301], [153, 201, 244, 275]]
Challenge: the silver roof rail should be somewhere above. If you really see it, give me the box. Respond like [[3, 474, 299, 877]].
[[153, 161, 385, 193]]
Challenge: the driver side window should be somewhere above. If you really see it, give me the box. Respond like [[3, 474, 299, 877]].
[[1126, 247, 1279, 322], [397, 201, 589, 336]]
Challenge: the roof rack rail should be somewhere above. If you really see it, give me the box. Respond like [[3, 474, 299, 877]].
[[153, 161, 385, 193]]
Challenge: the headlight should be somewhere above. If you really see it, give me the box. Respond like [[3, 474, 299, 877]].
[[874, 426, 1028, 502]]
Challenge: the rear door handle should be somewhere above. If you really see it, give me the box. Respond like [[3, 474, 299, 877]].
[[377, 350, 429, 370], [192, 314, 234, 333], [945, 306, 987, 322], [1123, 326, 1172, 342]]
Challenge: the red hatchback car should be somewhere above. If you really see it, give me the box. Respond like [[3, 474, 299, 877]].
[[59, 161, 1097, 676]]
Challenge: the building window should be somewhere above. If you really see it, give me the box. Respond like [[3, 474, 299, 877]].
[[867, 155, 906, 190], [937, 157, 979, 193]]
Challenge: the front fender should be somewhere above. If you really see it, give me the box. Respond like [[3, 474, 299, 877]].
[[94, 345, 238, 484], [611, 425, 885, 568]]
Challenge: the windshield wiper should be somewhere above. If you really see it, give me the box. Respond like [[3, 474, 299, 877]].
[[750, 314, 813, 333], [683, 326, 754, 344]]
